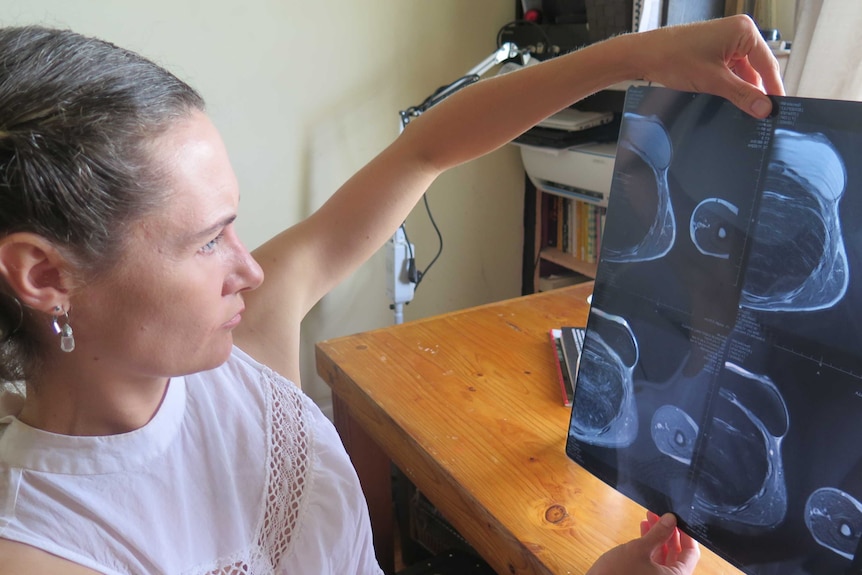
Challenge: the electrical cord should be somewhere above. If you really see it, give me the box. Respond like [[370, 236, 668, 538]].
[[398, 40, 529, 294], [416, 193, 443, 288], [400, 224, 417, 283], [400, 191, 443, 291]]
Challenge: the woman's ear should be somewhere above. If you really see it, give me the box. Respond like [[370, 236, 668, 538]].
[[0, 233, 73, 312]]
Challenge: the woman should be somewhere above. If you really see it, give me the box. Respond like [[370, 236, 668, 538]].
[[0, 16, 782, 574]]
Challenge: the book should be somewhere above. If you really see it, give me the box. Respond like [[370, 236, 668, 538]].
[[544, 193, 558, 248], [560, 327, 585, 389], [540, 194, 606, 264], [549, 329, 573, 406], [566, 86, 862, 575], [549, 327, 586, 406]]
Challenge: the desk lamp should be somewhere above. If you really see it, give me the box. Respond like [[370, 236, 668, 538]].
[[387, 41, 530, 324]]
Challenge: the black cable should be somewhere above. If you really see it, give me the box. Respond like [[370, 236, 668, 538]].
[[412, 193, 443, 290], [399, 224, 419, 285], [397, 46, 511, 292], [400, 224, 414, 260]]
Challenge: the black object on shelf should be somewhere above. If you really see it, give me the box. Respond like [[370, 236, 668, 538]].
[[506, 0, 633, 57], [514, 115, 621, 148], [497, 21, 591, 59], [584, 0, 633, 43]]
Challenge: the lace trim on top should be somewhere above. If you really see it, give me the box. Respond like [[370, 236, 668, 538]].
[[258, 366, 314, 570], [189, 366, 314, 575]]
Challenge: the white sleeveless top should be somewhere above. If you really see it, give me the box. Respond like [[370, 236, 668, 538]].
[[0, 347, 383, 575]]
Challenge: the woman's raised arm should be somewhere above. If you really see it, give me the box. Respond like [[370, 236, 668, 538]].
[[236, 15, 784, 376]]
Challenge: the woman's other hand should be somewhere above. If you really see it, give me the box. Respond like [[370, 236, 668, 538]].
[[586, 511, 701, 575]]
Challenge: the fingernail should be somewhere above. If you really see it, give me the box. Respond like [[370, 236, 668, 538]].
[[751, 98, 771, 117], [660, 513, 676, 528]]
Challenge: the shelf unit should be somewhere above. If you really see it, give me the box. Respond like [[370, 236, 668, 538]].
[[528, 183, 608, 292], [518, 77, 646, 294], [507, 0, 644, 295], [520, 133, 620, 293], [540, 245, 598, 278]]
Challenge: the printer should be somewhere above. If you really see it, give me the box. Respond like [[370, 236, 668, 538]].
[[515, 106, 619, 207], [518, 141, 617, 207]]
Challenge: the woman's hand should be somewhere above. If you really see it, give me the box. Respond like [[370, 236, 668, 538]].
[[586, 512, 701, 575], [631, 14, 785, 118]]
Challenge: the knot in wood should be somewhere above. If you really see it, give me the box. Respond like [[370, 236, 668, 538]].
[[544, 504, 567, 523]]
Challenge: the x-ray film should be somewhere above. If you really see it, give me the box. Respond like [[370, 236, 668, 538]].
[[566, 86, 862, 575]]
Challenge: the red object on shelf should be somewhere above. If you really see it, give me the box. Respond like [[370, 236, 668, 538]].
[[524, 9, 542, 22]]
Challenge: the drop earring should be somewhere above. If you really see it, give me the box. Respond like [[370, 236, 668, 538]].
[[52, 305, 75, 353]]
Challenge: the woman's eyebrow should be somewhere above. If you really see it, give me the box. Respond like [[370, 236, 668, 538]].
[[187, 214, 237, 243]]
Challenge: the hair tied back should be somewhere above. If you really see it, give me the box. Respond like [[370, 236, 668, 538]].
[[0, 293, 24, 343]]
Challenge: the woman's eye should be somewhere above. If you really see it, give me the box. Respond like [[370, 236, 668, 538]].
[[200, 232, 224, 254]]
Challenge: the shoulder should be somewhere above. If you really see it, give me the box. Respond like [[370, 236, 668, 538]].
[[186, 346, 305, 427], [191, 346, 291, 389], [220, 345, 301, 392], [0, 539, 102, 575]]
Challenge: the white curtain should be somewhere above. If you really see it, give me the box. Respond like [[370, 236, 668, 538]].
[[783, 0, 862, 100]]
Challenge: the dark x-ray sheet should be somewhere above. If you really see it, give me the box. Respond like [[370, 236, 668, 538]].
[[566, 86, 862, 575]]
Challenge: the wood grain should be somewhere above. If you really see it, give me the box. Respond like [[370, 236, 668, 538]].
[[317, 283, 743, 575]]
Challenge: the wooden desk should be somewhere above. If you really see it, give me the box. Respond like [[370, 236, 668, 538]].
[[316, 283, 742, 575]]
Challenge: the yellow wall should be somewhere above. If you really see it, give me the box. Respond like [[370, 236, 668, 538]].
[[1, 2, 798, 414], [0, 1, 524, 413]]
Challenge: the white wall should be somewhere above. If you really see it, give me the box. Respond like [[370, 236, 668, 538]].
[[775, 0, 797, 39], [1, 1, 525, 415]]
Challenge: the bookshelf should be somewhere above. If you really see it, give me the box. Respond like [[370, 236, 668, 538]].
[[518, 78, 652, 294], [521, 133, 618, 293], [530, 184, 607, 292]]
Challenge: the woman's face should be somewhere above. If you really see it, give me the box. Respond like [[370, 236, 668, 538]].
[[70, 111, 264, 381]]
